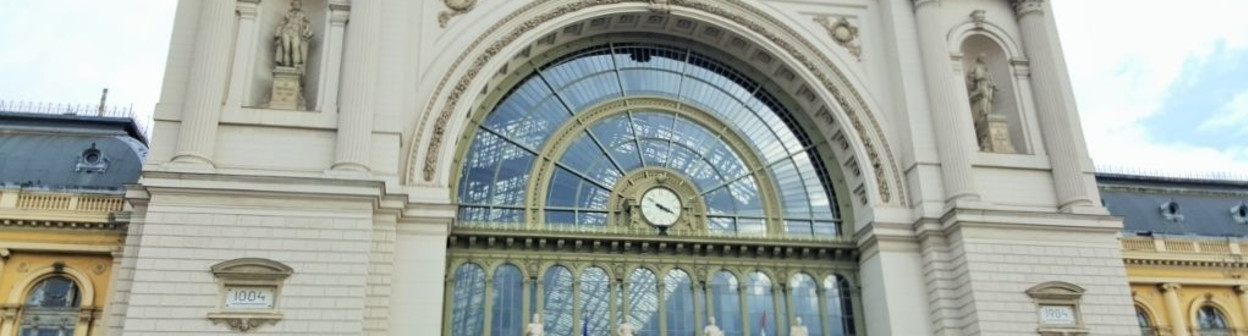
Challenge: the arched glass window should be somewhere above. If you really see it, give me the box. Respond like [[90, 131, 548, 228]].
[[711, 271, 742, 335], [491, 264, 524, 336], [449, 263, 486, 336], [824, 275, 856, 336], [745, 272, 777, 336], [627, 268, 659, 334], [791, 273, 823, 336], [581, 267, 611, 336], [457, 42, 841, 237], [1197, 305, 1229, 336], [19, 276, 80, 336], [664, 269, 696, 336], [544, 266, 575, 336], [1135, 306, 1155, 336]]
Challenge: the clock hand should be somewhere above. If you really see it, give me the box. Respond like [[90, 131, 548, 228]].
[[654, 202, 674, 214]]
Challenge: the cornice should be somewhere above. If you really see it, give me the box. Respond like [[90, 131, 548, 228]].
[[1124, 257, 1248, 269], [0, 217, 124, 231]]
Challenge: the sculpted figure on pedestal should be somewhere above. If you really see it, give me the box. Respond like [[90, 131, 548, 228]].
[[275, 0, 313, 68], [967, 54, 998, 121], [704, 316, 724, 336], [524, 314, 545, 336], [790, 317, 810, 336]]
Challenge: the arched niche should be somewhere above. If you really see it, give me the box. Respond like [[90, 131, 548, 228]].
[[960, 34, 1030, 154], [407, 0, 906, 219], [228, 0, 349, 112]]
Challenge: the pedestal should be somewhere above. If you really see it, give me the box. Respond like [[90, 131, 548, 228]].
[[977, 113, 1017, 154], [268, 66, 306, 110]]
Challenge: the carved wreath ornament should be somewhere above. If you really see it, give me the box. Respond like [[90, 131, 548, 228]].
[[439, 0, 479, 28], [814, 16, 861, 60]]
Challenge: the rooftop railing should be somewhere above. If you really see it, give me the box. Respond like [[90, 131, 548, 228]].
[[0, 99, 152, 141]]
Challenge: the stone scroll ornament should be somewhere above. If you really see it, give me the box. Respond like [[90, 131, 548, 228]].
[[439, 0, 479, 28], [814, 16, 861, 60]]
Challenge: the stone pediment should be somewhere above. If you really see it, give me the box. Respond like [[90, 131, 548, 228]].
[[1026, 281, 1086, 301], [211, 258, 293, 282]]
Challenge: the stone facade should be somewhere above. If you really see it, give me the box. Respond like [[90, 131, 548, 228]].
[[104, 0, 1140, 335]]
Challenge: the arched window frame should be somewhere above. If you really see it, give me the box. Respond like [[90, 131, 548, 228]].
[[946, 19, 1043, 156], [7, 264, 96, 336]]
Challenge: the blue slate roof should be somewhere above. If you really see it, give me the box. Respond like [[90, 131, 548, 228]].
[[0, 112, 147, 192], [1098, 173, 1248, 237]]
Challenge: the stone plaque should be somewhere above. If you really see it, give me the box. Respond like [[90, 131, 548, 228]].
[[1038, 305, 1076, 325], [224, 286, 276, 310], [268, 66, 305, 110]]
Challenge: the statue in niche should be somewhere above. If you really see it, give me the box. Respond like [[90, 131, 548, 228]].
[[524, 314, 544, 336], [966, 53, 1016, 153], [704, 316, 724, 336], [275, 0, 313, 69], [790, 317, 810, 336], [617, 321, 637, 336], [267, 0, 313, 110]]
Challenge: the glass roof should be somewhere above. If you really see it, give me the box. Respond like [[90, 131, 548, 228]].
[[457, 42, 840, 237]]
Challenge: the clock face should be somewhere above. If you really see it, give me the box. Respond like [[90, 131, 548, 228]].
[[640, 187, 682, 227]]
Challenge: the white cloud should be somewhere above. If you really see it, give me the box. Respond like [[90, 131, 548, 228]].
[[1197, 91, 1248, 136], [1053, 0, 1248, 175]]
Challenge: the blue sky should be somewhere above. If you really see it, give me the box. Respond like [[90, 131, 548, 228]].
[[0, 1, 1244, 176]]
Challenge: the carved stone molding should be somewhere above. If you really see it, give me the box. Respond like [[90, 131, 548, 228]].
[[911, 0, 940, 10], [439, 0, 479, 28], [813, 16, 861, 60], [413, 0, 904, 206], [207, 313, 283, 332], [1011, 0, 1045, 17], [1158, 283, 1182, 293]]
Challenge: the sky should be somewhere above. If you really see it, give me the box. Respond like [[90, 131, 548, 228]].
[[0, 1, 1244, 177]]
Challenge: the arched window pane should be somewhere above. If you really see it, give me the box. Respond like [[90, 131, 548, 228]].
[[627, 268, 659, 335], [664, 270, 696, 336], [824, 275, 856, 336], [19, 276, 79, 336], [1198, 305, 1229, 335], [449, 264, 486, 336], [544, 266, 575, 336], [491, 265, 524, 336], [1136, 306, 1155, 336], [790, 273, 822, 336], [745, 272, 777, 336], [581, 267, 611, 336], [711, 271, 742, 336]]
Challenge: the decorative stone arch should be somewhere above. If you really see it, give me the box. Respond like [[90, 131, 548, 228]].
[[6, 264, 96, 307], [495, 261, 528, 280], [1187, 293, 1240, 330], [947, 19, 1027, 61], [407, 0, 906, 215], [1132, 300, 1160, 328], [947, 16, 1040, 155]]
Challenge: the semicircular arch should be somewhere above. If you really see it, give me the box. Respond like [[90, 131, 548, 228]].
[[408, 0, 905, 217]]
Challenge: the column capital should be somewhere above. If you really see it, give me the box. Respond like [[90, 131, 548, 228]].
[[1011, 0, 1045, 17], [1159, 283, 1182, 293], [1235, 285, 1248, 295]]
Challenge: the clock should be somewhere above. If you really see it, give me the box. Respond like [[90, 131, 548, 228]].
[[640, 187, 682, 227]]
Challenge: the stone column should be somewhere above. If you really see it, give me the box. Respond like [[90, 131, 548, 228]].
[[171, 0, 236, 166], [911, 0, 980, 202], [1011, 0, 1095, 211], [1236, 286, 1248, 330], [225, 0, 261, 108], [1160, 283, 1189, 336], [316, 3, 351, 114], [0, 249, 9, 336], [332, 0, 381, 172]]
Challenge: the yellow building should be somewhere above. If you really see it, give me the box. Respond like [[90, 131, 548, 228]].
[[1101, 173, 1248, 336], [0, 108, 146, 336]]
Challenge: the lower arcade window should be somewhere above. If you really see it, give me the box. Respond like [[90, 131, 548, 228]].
[[446, 262, 856, 336]]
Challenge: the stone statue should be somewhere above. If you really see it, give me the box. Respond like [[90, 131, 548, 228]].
[[617, 321, 637, 336], [703, 316, 724, 336], [967, 53, 997, 121], [790, 317, 810, 336], [524, 314, 544, 336], [275, 0, 313, 68]]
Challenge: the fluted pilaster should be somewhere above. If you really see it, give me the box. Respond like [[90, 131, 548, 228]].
[[332, 0, 381, 172], [171, 0, 236, 165], [1012, 0, 1095, 211], [912, 0, 980, 202]]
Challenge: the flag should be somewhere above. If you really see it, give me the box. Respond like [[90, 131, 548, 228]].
[[759, 312, 768, 336]]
